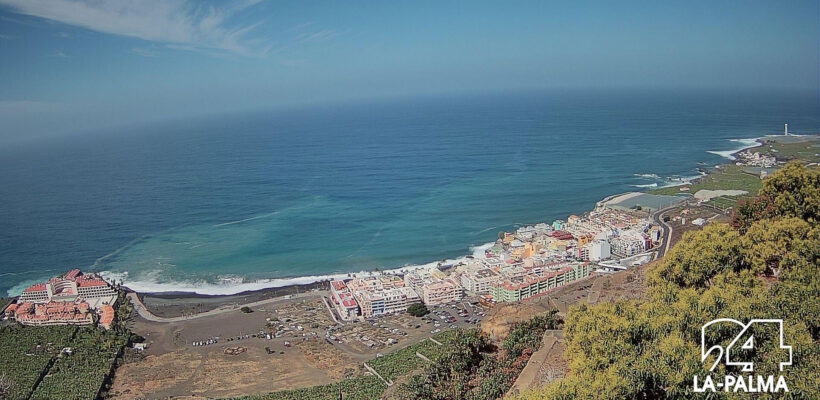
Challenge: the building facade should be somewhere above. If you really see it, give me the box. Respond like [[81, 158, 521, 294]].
[[489, 263, 593, 303], [9, 269, 118, 329]]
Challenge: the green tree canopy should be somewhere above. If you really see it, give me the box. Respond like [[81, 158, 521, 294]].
[[518, 162, 820, 400]]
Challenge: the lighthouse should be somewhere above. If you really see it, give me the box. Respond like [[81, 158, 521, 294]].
[[784, 123, 789, 136]]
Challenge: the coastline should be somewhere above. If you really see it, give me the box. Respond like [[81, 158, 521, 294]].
[[115, 135, 771, 308], [131, 280, 329, 318], [15, 133, 814, 314], [106, 241, 496, 299]]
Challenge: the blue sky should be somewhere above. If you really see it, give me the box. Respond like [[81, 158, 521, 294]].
[[0, 0, 818, 143]]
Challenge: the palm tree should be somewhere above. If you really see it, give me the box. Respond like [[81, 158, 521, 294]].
[[0, 373, 11, 399]]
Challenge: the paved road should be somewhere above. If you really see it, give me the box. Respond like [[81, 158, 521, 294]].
[[651, 205, 678, 259], [127, 291, 324, 323]]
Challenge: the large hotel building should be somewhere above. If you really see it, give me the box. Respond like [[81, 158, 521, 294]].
[[5, 269, 118, 329]]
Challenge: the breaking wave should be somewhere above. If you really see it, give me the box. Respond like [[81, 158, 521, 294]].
[[707, 138, 762, 160], [99, 242, 496, 296]]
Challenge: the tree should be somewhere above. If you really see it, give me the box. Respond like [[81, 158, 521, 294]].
[[0, 373, 11, 399], [740, 217, 814, 276], [732, 161, 820, 232], [517, 161, 820, 400], [407, 303, 429, 317], [647, 223, 742, 290]]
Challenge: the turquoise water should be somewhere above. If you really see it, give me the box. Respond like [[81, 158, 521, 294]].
[[1, 89, 817, 295]]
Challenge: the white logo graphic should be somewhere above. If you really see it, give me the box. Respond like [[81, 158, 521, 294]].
[[701, 318, 792, 372], [695, 318, 792, 393]]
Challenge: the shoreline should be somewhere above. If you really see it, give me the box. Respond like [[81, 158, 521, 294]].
[[107, 241, 496, 299], [130, 280, 330, 318], [12, 133, 812, 306], [123, 245, 495, 317], [117, 135, 771, 303]]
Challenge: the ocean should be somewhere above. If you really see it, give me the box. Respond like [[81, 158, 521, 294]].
[[1, 89, 818, 296]]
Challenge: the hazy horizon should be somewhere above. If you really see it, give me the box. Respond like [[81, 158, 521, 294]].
[[1, 0, 818, 144]]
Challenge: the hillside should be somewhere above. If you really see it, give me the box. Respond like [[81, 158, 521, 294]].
[[516, 162, 819, 399]]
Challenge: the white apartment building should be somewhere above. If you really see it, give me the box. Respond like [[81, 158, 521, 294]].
[[347, 276, 419, 317], [418, 279, 462, 305], [589, 240, 611, 261], [459, 268, 501, 294], [610, 232, 647, 257], [404, 268, 463, 306]]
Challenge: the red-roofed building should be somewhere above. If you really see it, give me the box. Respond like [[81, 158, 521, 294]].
[[550, 230, 575, 241], [23, 283, 46, 292], [4, 303, 19, 319], [21, 270, 116, 305], [20, 284, 49, 303], [10, 300, 93, 327], [9, 269, 117, 329], [329, 280, 360, 321], [64, 269, 82, 280], [98, 305, 115, 330]]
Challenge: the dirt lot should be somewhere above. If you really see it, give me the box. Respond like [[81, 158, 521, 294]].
[[665, 203, 731, 247], [111, 298, 350, 399], [109, 341, 338, 399], [112, 292, 486, 399]]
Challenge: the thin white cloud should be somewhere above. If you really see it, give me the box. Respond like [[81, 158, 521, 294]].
[[131, 46, 158, 58], [51, 50, 69, 58], [0, 33, 13, 39], [0, 0, 269, 56], [291, 21, 314, 31], [297, 29, 340, 43]]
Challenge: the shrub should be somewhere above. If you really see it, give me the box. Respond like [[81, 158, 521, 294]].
[[407, 303, 429, 317]]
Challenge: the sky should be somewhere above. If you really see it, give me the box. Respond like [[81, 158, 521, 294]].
[[0, 0, 818, 143]]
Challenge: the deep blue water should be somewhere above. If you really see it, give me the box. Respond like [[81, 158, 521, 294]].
[[1, 89, 818, 295]]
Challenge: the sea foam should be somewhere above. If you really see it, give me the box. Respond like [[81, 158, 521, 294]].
[[99, 241, 497, 295], [707, 138, 762, 161]]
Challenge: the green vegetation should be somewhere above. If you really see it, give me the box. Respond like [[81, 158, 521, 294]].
[[732, 161, 820, 233], [394, 311, 562, 400], [0, 293, 138, 400], [650, 164, 763, 197], [517, 162, 820, 400], [31, 327, 129, 400], [757, 137, 820, 163], [406, 302, 429, 317], [414, 338, 450, 361], [366, 341, 431, 381], [1, 372, 12, 399], [0, 325, 77, 400], [241, 306, 253, 313], [226, 375, 386, 400], [431, 328, 461, 344]]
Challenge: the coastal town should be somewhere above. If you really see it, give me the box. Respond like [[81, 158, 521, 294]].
[[327, 202, 664, 322], [1, 197, 667, 330], [0, 133, 817, 400], [0, 188, 681, 400]]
